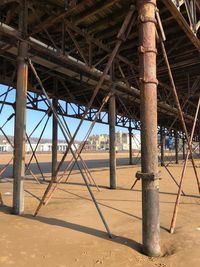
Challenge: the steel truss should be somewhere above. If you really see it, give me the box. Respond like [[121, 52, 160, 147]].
[[0, 86, 43, 184], [157, 7, 200, 234], [0, 1, 199, 135], [28, 7, 138, 239], [0, 0, 200, 258], [172, 0, 200, 35], [0, 88, 142, 131]]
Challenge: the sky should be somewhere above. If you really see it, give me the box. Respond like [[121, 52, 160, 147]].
[[0, 84, 131, 142]]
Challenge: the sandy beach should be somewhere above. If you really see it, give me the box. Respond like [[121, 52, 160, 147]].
[[0, 152, 200, 267]]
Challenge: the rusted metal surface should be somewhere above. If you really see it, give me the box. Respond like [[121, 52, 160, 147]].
[[52, 97, 58, 182], [129, 126, 133, 165], [160, 126, 165, 166], [12, 0, 28, 214], [138, 0, 161, 256], [12, 41, 28, 214], [109, 93, 116, 189], [182, 137, 186, 160], [175, 130, 179, 164]]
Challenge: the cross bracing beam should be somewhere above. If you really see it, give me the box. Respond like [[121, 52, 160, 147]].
[[0, 25, 197, 133], [0, 0, 199, 136], [163, 0, 200, 50], [0, 72, 197, 136], [0, 90, 141, 131], [0, 88, 197, 143]]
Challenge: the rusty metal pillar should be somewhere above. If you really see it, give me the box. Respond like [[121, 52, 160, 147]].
[[182, 137, 186, 160], [175, 130, 179, 164], [160, 126, 165, 166], [199, 140, 200, 158], [109, 93, 116, 189], [138, 0, 160, 256], [52, 97, 58, 182], [13, 0, 28, 214], [129, 127, 133, 165], [199, 125, 200, 157]]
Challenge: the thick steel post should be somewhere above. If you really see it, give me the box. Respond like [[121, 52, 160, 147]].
[[138, 0, 160, 256], [129, 127, 133, 165], [52, 98, 58, 182], [199, 132, 200, 157], [199, 140, 200, 157], [109, 93, 116, 189], [13, 43, 28, 214], [175, 130, 179, 164], [160, 126, 165, 166], [13, 0, 28, 214], [182, 137, 186, 160]]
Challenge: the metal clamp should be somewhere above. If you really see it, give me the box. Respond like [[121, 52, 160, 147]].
[[135, 171, 161, 181], [138, 15, 157, 24], [138, 46, 157, 54], [139, 77, 158, 85]]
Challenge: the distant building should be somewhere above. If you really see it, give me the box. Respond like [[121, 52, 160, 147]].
[[0, 138, 78, 153], [0, 132, 141, 153], [86, 131, 141, 151]]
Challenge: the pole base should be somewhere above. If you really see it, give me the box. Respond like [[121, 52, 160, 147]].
[[143, 245, 161, 257], [12, 207, 24, 215], [110, 186, 117, 190]]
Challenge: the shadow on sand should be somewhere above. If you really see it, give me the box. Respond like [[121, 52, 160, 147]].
[[0, 205, 12, 214], [0, 204, 142, 253], [23, 213, 143, 253]]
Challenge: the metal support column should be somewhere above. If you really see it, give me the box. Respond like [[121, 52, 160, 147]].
[[138, 0, 160, 256], [175, 130, 179, 164], [199, 125, 200, 157], [129, 127, 133, 165], [182, 137, 186, 160], [13, 0, 28, 214], [109, 93, 116, 189], [160, 126, 165, 166], [199, 140, 200, 158], [52, 98, 58, 182]]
